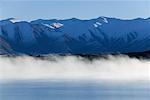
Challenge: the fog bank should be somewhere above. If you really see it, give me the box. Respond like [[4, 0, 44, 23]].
[[0, 55, 149, 81]]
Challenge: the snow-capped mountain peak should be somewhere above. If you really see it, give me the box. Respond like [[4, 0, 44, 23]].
[[8, 18, 21, 23]]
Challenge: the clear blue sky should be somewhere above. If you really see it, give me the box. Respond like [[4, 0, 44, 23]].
[[0, 0, 150, 21]]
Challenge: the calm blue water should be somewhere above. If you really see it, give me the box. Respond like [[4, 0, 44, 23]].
[[0, 81, 149, 100]]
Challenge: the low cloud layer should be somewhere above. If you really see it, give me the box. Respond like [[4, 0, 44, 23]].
[[0, 55, 149, 81]]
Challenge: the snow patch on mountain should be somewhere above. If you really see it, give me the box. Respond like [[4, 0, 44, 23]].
[[42, 22, 64, 29], [51, 23, 63, 28], [42, 23, 55, 29], [96, 22, 102, 25], [93, 22, 102, 27], [101, 17, 108, 23], [93, 24, 98, 27], [8, 18, 21, 23]]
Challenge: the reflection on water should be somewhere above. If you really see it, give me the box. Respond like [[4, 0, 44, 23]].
[[0, 81, 149, 100]]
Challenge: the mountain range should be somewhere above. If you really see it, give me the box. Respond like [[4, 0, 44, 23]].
[[0, 17, 150, 56]]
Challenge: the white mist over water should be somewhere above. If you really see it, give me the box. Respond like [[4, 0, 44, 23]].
[[0, 55, 149, 81]]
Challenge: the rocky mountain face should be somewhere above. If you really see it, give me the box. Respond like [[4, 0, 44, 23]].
[[0, 17, 150, 55]]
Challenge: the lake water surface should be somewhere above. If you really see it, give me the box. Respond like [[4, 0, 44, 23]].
[[0, 80, 149, 100]]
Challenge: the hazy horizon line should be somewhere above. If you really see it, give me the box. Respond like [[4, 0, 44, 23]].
[[1, 16, 150, 22]]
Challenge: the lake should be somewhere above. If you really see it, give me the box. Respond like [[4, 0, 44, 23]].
[[0, 80, 149, 100]]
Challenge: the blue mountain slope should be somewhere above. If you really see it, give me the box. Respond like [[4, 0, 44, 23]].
[[0, 17, 150, 55]]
